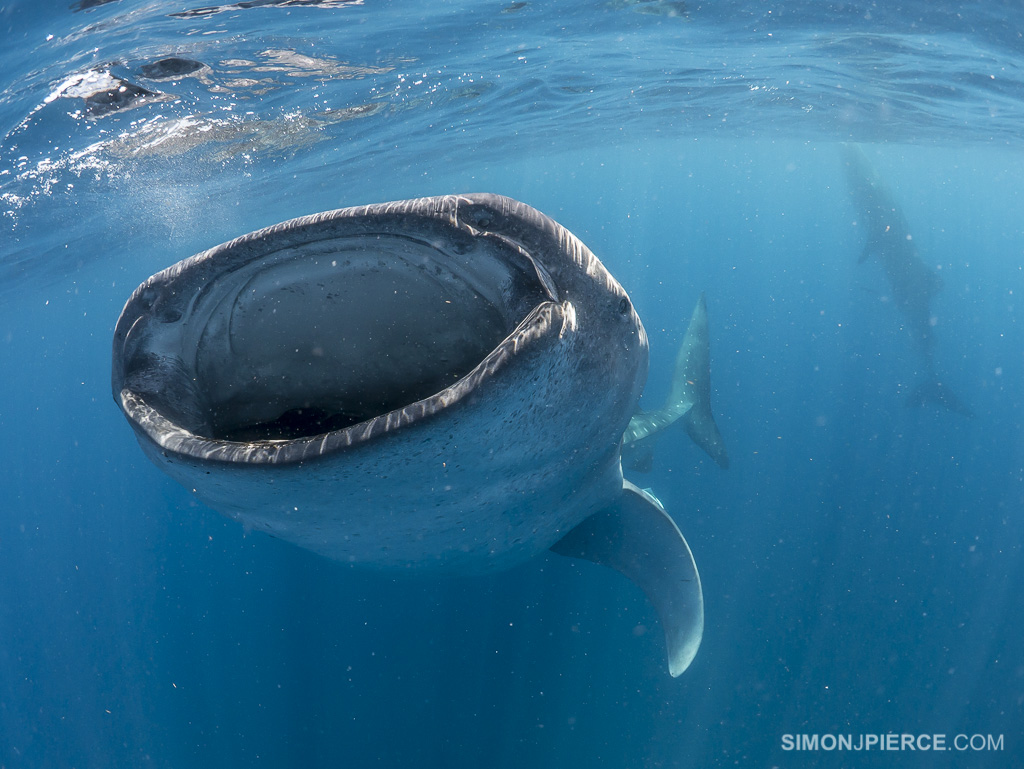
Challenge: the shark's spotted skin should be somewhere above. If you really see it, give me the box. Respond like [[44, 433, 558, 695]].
[[112, 193, 708, 676]]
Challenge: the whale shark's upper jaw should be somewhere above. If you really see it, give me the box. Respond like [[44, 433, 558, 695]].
[[113, 197, 556, 456]]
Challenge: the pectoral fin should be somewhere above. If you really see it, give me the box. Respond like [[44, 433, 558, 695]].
[[551, 480, 704, 677]]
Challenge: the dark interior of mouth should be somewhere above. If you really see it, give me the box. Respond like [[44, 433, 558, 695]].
[[178, 236, 547, 442]]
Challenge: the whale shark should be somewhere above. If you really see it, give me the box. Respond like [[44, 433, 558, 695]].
[[112, 193, 721, 676], [841, 145, 973, 417]]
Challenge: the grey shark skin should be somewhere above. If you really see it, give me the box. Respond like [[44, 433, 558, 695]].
[[112, 193, 704, 677], [841, 145, 972, 417]]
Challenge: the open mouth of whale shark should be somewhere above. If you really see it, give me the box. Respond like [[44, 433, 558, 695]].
[[117, 208, 555, 451], [195, 236, 548, 442]]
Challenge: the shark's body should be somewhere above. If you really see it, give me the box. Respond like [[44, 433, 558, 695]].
[[112, 193, 723, 675], [841, 145, 972, 416]]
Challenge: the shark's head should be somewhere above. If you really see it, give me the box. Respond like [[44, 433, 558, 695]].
[[112, 194, 647, 466]]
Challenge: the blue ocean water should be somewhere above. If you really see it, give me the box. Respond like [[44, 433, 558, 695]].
[[2, 0, 1023, 767]]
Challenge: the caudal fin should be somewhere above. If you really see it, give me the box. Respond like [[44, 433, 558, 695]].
[[907, 376, 974, 418], [674, 293, 730, 469], [622, 293, 730, 468]]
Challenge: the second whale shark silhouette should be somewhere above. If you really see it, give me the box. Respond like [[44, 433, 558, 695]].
[[112, 194, 727, 677], [841, 145, 973, 417]]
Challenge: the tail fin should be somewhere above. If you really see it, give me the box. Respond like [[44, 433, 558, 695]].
[[907, 376, 974, 418], [675, 293, 730, 469], [624, 293, 730, 469]]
